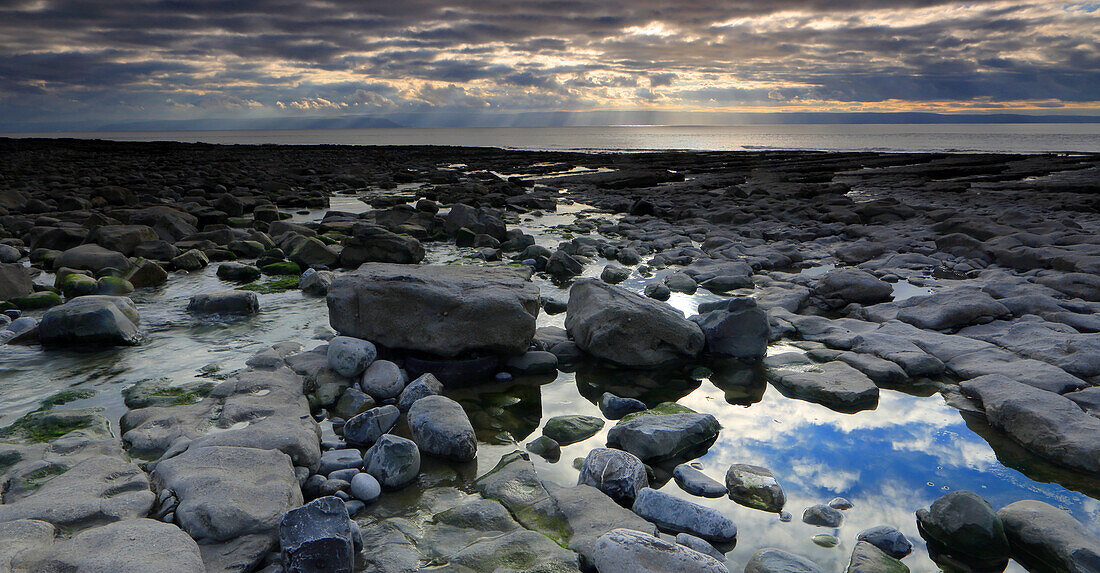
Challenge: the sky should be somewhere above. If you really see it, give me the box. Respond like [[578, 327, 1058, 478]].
[[1, 0, 1099, 129]]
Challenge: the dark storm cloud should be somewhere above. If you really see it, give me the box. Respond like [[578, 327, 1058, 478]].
[[0, 0, 1096, 123]]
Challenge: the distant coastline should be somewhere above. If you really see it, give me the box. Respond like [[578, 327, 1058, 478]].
[[5, 123, 1100, 154], [3, 111, 1100, 134]]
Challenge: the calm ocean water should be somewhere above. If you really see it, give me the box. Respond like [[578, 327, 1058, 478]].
[[11, 123, 1100, 153]]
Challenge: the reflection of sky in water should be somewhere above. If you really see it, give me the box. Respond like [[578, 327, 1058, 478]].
[[527, 370, 1100, 572]]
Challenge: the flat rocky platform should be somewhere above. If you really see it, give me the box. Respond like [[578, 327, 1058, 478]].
[[1, 138, 1099, 573]]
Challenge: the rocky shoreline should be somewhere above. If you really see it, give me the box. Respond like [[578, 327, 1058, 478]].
[[1, 138, 1099, 572]]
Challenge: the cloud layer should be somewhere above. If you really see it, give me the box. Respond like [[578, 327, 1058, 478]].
[[1, 1, 1098, 125]]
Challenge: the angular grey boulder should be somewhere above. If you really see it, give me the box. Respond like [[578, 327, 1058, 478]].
[[857, 525, 913, 559], [343, 405, 400, 445], [363, 434, 421, 488], [543, 415, 604, 445], [631, 487, 738, 544], [38, 295, 141, 347], [578, 447, 649, 505], [690, 297, 770, 359], [397, 373, 443, 410], [591, 528, 729, 573], [279, 496, 355, 573], [407, 395, 477, 462], [726, 464, 785, 513], [327, 263, 540, 358], [566, 278, 704, 368], [600, 392, 647, 420], [55, 243, 130, 273], [0, 263, 32, 302], [802, 504, 843, 527], [997, 500, 1100, 573], [606, 404, 720, 462]]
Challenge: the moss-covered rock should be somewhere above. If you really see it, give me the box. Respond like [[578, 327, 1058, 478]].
[[0, 410, 105, 443], [237, 275, 300, 294], [14, 291, 62, 310], [542, 415, 604, 446], [123, 378, 215, 409], [59, 273, 98, 298], [95, 276, 135, 295], [38, 389, 96, 411], [261, 261, 302, 275]]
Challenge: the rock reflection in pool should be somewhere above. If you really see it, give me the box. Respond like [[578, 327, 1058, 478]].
[[515, 362, 1097, 573]]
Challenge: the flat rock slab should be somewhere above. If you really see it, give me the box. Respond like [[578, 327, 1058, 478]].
[[961, 374, 1100, 474], [592, 528, 728, 573], [0, 454, 154, 529], [765, 352, 879, 413], [327, 263, 540, 358], [0, 519, 55, 571], [997, 500, 1100, 573], [122, 364, 321, 470], [153, 445, 303, 543], [36, 518, 205, 573]]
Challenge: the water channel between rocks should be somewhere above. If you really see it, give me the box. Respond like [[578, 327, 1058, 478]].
[[1, 189, 1096, 573]]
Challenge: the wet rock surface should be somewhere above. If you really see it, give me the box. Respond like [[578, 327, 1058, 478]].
[[3, 141, 1100, 572]]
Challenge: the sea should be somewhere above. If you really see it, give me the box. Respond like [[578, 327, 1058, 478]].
[[9, 123, 1100, 153]]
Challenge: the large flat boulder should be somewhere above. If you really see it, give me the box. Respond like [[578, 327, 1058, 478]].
[[0, 455, 154, 529], [152, 445, 303, 542], [566, 279, 704, 368], [327, 263, 540, 358], [35, 518, 204, 573]]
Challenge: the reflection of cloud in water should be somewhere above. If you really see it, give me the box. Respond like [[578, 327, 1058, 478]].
[[519, 368, 1097, 573]]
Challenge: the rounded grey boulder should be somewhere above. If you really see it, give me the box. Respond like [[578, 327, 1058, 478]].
[[363, 434, 421, 489], [578, 447, 648, 505], [916, 490, 1009, 561], [327, 336, 377, 378], [631, 487, 738, 544], [359, 360, 406, 400], [407, 395, 477, 462], [857, 525, 912, 559]]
